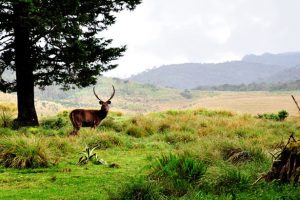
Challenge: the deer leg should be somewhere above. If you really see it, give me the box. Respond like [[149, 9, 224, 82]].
[[70, 123, 81, 136]]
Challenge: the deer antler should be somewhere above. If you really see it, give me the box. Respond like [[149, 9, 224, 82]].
[[107, 85, 115, 101], [93, 86, 102, 101]]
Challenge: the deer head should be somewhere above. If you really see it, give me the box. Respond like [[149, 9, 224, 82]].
[[93, 85, 115, 112]]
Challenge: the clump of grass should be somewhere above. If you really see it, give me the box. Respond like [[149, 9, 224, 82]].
[[0, 103, 17, 128], [194, 109, 234, 117], [83, 132, 124, 149], [214, 168, 251, 194], [101, 117, 123, 132], [0, 135, 52, 168], [157, 122, 171, 133], [114, 178, 162, 200], [164, 132, 196, 144], [150, 154, 207, 197], [151, 154, 207, 183], [125, 125, 146, 138]]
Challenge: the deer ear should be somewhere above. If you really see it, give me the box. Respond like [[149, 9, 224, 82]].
[[99, 101, 104, 105], [107, 100, 111, 104]]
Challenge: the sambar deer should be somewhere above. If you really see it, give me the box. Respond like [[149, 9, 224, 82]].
[[69, 85, 115, 135]]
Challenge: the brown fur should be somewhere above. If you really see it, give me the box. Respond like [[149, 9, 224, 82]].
[[69, 86, 114, 135]]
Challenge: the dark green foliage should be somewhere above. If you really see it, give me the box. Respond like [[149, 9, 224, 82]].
[[0, 0, 141, 91], [214, 168, 251, 194], [257, 110, 289, 121], [0, 0, 141, 125], [151, 154, 207, 183], [114, 179, 163, 200], [41, 117, 67, 129], [195, 80, 300, 91], [41, 111, 69, 129], [278, 110, 289, 121]]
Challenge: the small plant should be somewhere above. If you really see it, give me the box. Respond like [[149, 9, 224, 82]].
[[78, 146, 107, 165]]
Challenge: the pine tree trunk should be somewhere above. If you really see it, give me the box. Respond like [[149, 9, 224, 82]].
[[13, 2, 39, 126]]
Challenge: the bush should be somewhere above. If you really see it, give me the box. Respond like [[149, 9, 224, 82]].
[[41, 117, 68, 129], [278, 110, 289, 121], [0, 135, 52, 168], [257, 110, 289, 121], [0, 103, 17, 128]]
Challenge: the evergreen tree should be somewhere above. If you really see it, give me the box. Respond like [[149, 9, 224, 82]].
[[0, 0, 141, 126]]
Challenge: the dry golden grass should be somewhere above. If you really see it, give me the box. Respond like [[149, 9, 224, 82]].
[[1, 90, 300, 116], [190, 92, 300, 116]]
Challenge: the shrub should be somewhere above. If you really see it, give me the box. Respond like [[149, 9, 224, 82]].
[[0, 103, 17, 128], [278, 110, 289, 121], [41, 117, 68, 129], [257, 110, 289, 121], [0, 135, 51, 168]]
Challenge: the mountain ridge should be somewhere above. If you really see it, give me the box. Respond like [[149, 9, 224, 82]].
[[128, 52, 300, 89]]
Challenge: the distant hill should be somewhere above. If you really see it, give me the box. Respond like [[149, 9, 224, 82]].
[[129, 52, 300, 89], [242, 52, 300, 67], [267, 65, 300, 83], [129, 61, 287, 89]]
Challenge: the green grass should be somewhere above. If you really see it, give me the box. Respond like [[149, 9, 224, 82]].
[[0, 108, 300, 199]]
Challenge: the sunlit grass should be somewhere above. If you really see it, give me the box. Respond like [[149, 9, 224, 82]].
[[0, 108, 299, 199]]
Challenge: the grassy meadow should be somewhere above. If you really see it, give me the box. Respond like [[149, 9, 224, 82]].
[[1, 108, 300, 199]]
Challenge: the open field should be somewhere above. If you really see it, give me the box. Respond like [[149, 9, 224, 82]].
[[0, 109, 300, 199], [1, 82, 300, 117], [190, 91, 300, 116]]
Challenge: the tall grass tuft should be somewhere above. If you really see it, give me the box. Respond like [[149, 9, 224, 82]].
[[114, 178, 163, 200], [83, 132, 124, 149], [214, 168, 251, 194], [0, 103, 17, 128], [151, 154, 207, 183], [0, 135, 52, 168]]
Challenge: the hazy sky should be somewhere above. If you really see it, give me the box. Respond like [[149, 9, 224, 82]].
[[103, 0, 300, 78]]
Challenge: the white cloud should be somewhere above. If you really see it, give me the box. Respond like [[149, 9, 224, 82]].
[[103, 0, 300, 78]]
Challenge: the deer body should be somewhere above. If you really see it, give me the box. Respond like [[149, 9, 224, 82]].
[[69, 86, 115, 135]]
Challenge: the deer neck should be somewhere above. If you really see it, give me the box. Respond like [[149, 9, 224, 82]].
[[98, 109, 108, 119]]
